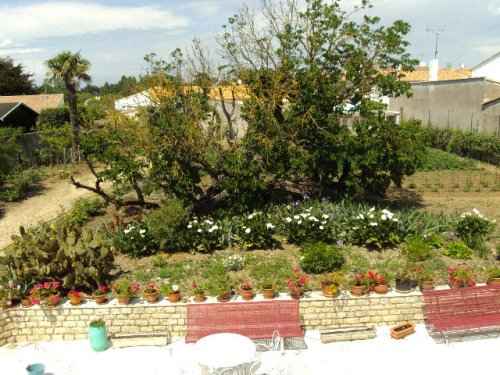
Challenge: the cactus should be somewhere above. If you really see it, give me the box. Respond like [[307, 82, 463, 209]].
[[1, 221, 115, 292]]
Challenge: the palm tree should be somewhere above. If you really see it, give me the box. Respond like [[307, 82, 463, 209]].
[[46, 51, 91, 160]]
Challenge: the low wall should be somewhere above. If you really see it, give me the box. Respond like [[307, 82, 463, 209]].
[[0, 292, 424, 347]]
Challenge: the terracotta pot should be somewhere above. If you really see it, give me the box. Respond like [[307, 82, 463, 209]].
[[262, 289, 275, 299], [322, 285, 339, 298], [143, 291, 160, 304], [390, 323, 416, 340], [351, 285, 367, 297], [47, 294, 61, 307], [93, 294, 108, 305], [449, 280, 467, 289], [240, 289, 254, 301], [217, 292, 232, 302], [69, 295, 82, 306], [194, 293, 206, 303], [420, 280, 434, 291], [374, 284, 389, 294], [289, 288, 303, 300], [168, 291, 181, 303], [487, 278, 500, 287], [21, 298, 33, 308], [117, 295, 130, 305]]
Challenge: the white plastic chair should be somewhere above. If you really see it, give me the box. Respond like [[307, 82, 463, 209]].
[[216, 361, 261, 375], [255, 331, 283, 352]]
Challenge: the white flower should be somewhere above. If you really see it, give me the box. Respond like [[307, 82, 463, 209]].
[[319, 226, 324, 230], [210, 225, 219, 231], [197, 229, 203, 233], [300, 213, 309, 218], [187, 224, 193, 229], [369, 222, 378, 227], [381, 215, 387, 221], [285, 217, 292, 223], [357, 214, 364, 220], [245, 228, 251, 234], [266, 223, 275, 229], [297, 220, 302, 225], [248, 213, 255, 220], [392, 218, 399, 223], [322, 214, 329, 219], [294, 215, 300, 220], [139, 229, 146, 235], [369, 207, 375, 212], [124, 228, 131, 234], [472, 208, 480, 215], [172, 285, 179, 292]]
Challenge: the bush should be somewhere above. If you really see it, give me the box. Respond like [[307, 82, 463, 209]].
[[280, 206, 338, 245], [350, 208, 403, 249], [144, 199, 190, 251], [65, 197, 105, 227], [402, 236, 435, 262], [185, 217, 228, 252], [37, 107, 70, 128], [299, 242, 345, 274], [1, 222, 114, 292], [234, 212, 279, 250], [456, 209, 496, 251], [444, 241, 474, 260], [0, 169, 42, 202], [112, 221, 158, 258]]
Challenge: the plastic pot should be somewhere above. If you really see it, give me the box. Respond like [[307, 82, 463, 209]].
[[395, 279, 417, 293], [88, 323, 109, 352], [26, 363, 45, 375]]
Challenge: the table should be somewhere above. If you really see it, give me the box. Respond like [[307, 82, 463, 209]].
[[195, 333, 257, 372]]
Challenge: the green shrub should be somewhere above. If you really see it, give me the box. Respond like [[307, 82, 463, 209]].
[[418, 148, 478, 171], [280, 206, 338, 245], [402, 236, 435, 262], [144, 199, 190, 251], [1, 222, 114, 292], [65, 197, 105, 227], [456, 209, 496, 251], [234, 212, 279, 250], [0, 169, 42, 202], [444, 241, 474, 260], [350, 208, 403, 249], [112, 221, 158, 258], [185, 218, 228, 252], [37, 107, 70, 128], [299, 242, 345, 274]]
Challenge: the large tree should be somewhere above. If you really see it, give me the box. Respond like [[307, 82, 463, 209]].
[[0, 57, 36, 95], [46, 52, 91, 160]]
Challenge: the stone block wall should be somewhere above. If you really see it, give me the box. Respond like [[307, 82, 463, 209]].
[[0, 292, 424, 347]]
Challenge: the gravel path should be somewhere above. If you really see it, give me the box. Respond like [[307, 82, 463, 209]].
[[0, 173, 96, 249]]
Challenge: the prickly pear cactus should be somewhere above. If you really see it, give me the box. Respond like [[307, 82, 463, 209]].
[[1, 221, 115, 292]]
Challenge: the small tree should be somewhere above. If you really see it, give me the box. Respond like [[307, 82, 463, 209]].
[[46, 52, 91, 160], [0, 57, 36, 95]]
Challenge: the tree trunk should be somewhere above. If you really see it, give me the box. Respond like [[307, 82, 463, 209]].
[[66, 84, 80, 162]]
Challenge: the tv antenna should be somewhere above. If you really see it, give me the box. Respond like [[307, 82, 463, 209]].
[[426, 27, 445, 59]]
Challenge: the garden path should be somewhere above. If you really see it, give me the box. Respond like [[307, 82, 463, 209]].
[[0, 172, 96, 249]]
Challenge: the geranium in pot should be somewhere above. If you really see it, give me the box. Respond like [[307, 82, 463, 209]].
[[29, 281, 61, 307], [448, 265, 475, 289], [240, 281, 254, 301], [487, 267, 500, 287], [67, 290, 83, 306], [369, 272, 389, 294], [93, 285, 109, 305], [143, 282, 160, 303], [161, 283, 181, 303], [320, 273, 343, 298], [112, 279, 140, 305], [287, 268, 308, 300], [192, 281, 206, 302], [415, 265, 435, 291], [351, 273, 369, 296]]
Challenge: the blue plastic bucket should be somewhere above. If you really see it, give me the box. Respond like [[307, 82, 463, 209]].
[[26, 363, 45, 375], [89, 324, 109, 352]]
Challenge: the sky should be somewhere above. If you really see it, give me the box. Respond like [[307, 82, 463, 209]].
[[1, 0, 500, 85]]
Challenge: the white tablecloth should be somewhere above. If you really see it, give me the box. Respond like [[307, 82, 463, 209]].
[[195, 333, 257, 369]]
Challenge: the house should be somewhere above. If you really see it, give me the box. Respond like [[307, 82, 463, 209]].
[[0, 94, 64, 114], [0, 102, 39, 131], [399, 65, 472, 82], [472, 51, 500, 82]]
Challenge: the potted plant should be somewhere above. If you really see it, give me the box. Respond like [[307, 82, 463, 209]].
[[29, 281, 61, 307], [395, 263, 418, 293], [143, 282, 160, 303], [192, 281, 206, 302], [261, 279, 275, 300], [390, 322, 416, 340], [351, 273, 369, 296], [448, 265, 475, 289], [93, 285, 109, 305], [112, 279, 140, 304], [415, 265, 435, 291], [487, 267, 500, 287], [67, 290, 83, 306], [320, 273, 343, 298], [369, 272, 389, 294], [240, 281, 254, 301], [287, 268, 308, 299], [21, 296, 33, 308], [88, 319, 109, 352], [161, 283, 181, 303]]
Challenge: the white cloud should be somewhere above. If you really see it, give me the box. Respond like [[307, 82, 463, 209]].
[[0, 2, 189, 43], [0, 48, 44, 56]]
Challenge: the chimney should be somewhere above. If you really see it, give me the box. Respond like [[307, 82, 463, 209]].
[[429, 59, 439, 81]]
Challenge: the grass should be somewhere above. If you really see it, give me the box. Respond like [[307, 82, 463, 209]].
[[418, 148, 479, 172]]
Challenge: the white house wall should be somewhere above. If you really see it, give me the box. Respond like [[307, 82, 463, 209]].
[[473, 56, 500, 82]]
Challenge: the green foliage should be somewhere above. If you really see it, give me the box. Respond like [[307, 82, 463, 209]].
[[247, 255, 294, 290], [350, 208, 403, 249], [418, 148, 478, 171], [280, 207, 338, 245], [37, 123, 72, 164], [0, 169, 42, 202], [299, 242, 345, 275], [0, 56, 36, 95], [144, 199, 190, 251], [402, 236, 435, 262], [185, 218, 228, 252], [65, 197, 105, 227], [37, 107, 70, 128], [456, 209, 496, 251], [0, 127, 21, 186], [112, 221, 158, 258], [1, 222, 114, 292], [234, 212, 279, 250], [203, 258, 232, 296], [444, 241, 474, 260]]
